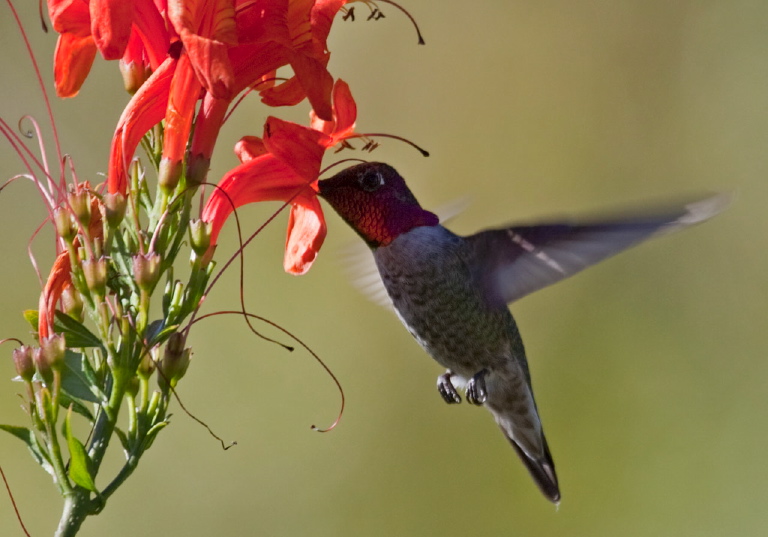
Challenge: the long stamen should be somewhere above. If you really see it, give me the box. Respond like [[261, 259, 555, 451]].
[[346, 132, 430, 157], [373, 0, 426, 45], [5, 0, 64, 168]]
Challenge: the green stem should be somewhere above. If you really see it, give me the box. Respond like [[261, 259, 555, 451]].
[[54, 489, 91, 537]]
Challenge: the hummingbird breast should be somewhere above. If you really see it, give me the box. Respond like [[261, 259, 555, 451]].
[[373, 225, 526, 380]]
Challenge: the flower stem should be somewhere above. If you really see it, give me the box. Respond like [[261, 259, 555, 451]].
[[54, 489, 90, 537]]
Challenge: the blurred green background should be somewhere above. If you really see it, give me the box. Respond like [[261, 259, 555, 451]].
[[1, 1, 767, 536]]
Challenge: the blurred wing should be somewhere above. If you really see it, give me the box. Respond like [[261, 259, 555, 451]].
[[468, 194, 729, 305]]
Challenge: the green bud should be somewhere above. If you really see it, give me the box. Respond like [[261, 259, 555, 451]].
[[158, 158, 183, 193], [125, 375, 140, 398], [138, 349, 158, 379], [186, 153, 210, 188], [68, 189, 91, 228], [103, 192, 127, 228], [40, 335, 66, 371], [159, 332, 191, 391], [133, 253, 161, 291], [61, 286, 84, 321], [189, 219, 212, 256], [53, 207, 76, 242], [82, 257, 108, 296], [32, 347, 54, 388], [12, 345, 35, 382], [119, 59, 152, 95]]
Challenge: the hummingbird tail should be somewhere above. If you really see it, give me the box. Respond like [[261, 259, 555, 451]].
[[502, 428, 561, 504]]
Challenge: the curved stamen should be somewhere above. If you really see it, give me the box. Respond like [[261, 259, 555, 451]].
[[372, 0, 426, 45], [345, 132, 430, 157]]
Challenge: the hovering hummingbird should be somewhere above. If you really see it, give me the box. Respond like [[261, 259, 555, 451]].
[[318, 162, 726, 503]]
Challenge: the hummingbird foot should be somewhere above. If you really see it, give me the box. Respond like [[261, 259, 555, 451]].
[[466, 369, 488, 405], [437, 371, 462, 404]]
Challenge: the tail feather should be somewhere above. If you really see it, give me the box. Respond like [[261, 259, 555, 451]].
[[503, 428, 561, 503]]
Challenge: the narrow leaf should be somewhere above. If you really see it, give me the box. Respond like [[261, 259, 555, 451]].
[[0, 424, 55, 476], [22, 310, 39, 331], [54, 312, 102, 348], [64, 408, 97, 492], [61, 351, 102, 403]]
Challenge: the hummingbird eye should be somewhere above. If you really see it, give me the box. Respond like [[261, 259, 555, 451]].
[[358, 169, 384, 192]]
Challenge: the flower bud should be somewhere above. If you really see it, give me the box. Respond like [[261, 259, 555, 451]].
[[82, 256, 108, 296], [189, 219, 212, 256], [186, 153, 210, 188], [158, 332, 191, 391], [133, 253, 161, 291], [12, 345, 35, 382], [119, 59, 152, 94], [53, 207, 77, 242], [33, 347, 54, 388], [61, 286, 84, 321], [103, 192, 127, 228], [138, 348, 157, 379], [68, 189, 92, 228], [158, 158, 183, 193], [41, 334, 66, 371]]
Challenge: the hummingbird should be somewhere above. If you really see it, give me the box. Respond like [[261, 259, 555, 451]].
[[317, 162, 726, 503]]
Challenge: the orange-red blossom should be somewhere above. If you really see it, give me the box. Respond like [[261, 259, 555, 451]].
[[201, 79, 357, 275]]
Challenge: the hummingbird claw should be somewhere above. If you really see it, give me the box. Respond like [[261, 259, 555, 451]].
[[466, 369, 488, 405], [437, 371, 461, 404]]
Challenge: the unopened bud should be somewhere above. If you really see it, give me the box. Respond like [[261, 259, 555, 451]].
[[189, 219, 212, 256], [138, 349, 157, 379], [133, 253, 161, 290], [158, 158, 183, 193], [33, 347, 54, 388], [119, 59, 152, 94], [125, 375, 140, 398], [41, 334, 66, 371], [53, 207, 76, 242], [82, 256, 108, 296], [159, 332, 191, 391], [68, 190, 91, 228], [12, 346, 35, 382], [103, 192, 127, 228], [61, 286, 84, 321], [186, 153, 210, 188]]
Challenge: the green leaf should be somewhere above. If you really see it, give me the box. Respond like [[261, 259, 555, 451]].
[[61, 351, 102, 404], [114, 427, 131, 454], [0, 424, 55, 477], [147, 320, 179, 346], [23, 310, 39, 332], [58, 393, 95, 422], [64, 408, 97, 492], [54, 312, 102, 348]]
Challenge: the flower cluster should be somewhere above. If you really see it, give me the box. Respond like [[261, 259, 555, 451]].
[[2, 0, 419, 534]]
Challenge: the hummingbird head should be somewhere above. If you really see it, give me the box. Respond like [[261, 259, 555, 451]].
[[318, 162, 439, 248]]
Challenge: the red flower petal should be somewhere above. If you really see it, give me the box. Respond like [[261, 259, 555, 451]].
[[108, 56, 176, 194], [90, 0, 134, 60], [53, 32, 97, 98], [284, 195, 326, 275]]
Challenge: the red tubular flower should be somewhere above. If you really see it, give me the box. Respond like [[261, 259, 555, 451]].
[[38, 192, 104, 338], [48, 0, 170, 97], [257, 0, 347, 120], [89, 0, 134, 60], [108, 56, 176, 194], [38, 251, 72, 339], [201, 79, 356, 274], [48, 0, 97, 97], [168, 0, 238, 100], [159, 52, 203, 191]]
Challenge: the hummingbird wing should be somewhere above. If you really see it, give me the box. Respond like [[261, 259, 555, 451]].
[[467, 194, 729, 306]]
